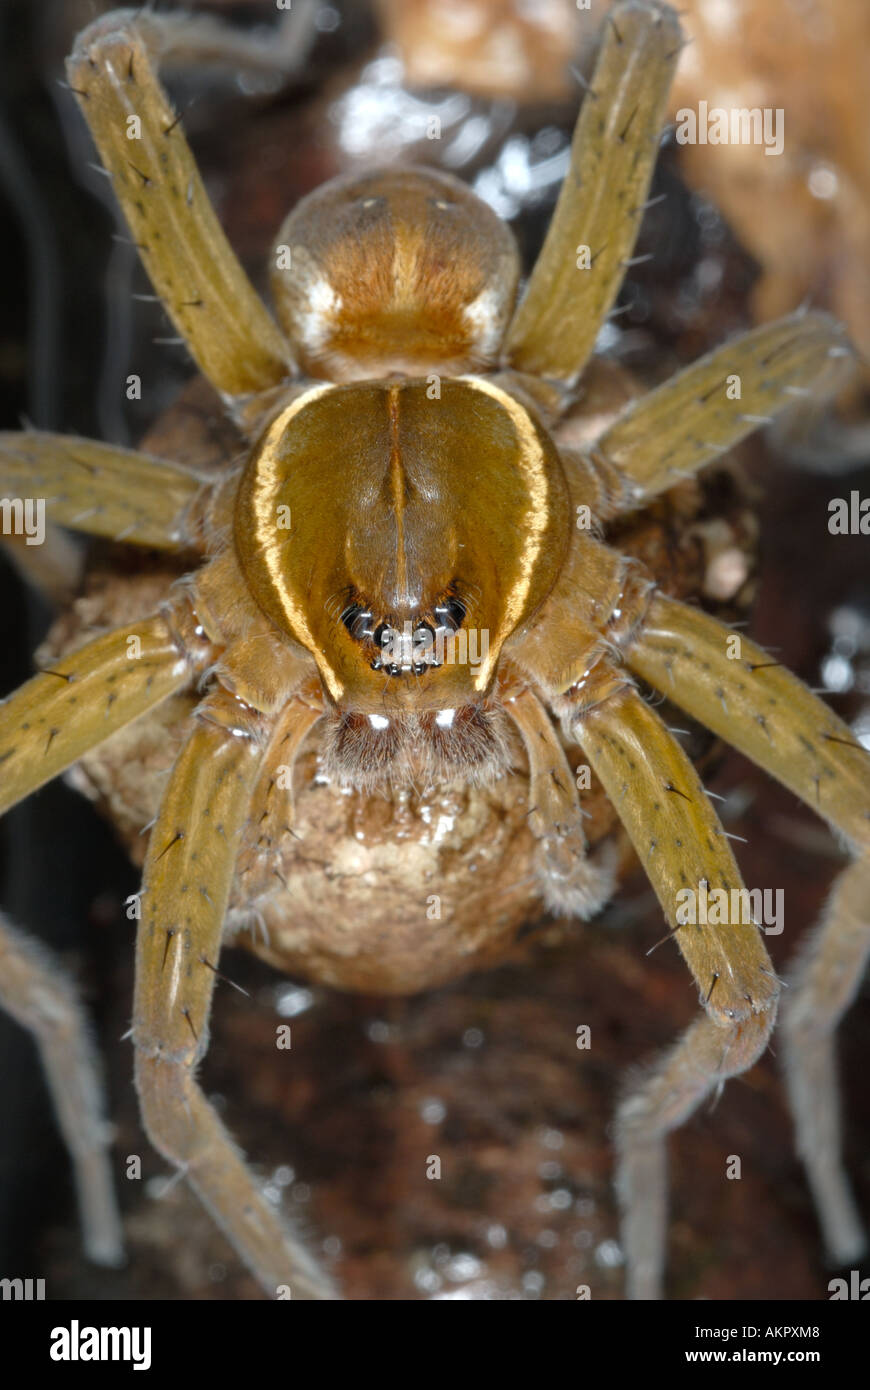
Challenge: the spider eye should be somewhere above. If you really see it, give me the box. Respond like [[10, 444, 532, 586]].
[[434, 596, 465, 631], [340, 603, 373, 641]]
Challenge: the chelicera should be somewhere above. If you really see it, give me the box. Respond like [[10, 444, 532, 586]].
[[0, 1, 867, 1300]]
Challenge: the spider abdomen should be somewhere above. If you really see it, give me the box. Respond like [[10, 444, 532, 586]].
[[270, 167, 520, 382]]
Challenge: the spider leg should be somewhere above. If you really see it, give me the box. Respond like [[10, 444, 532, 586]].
[[67, 13, 291, 398], [502, 678, 615, 915], [0, 431, 206, 548], [623, 593, 870, 1264], [624, 596, 869, 855], [780, 860, 869, 1264], [0, 912, 123, 1266], [117, 2, 319, 80], [0, 607, 208, 1264], [565, 673, 779, 1298], [616, 1010, 772, 1301], [133, 687, 337, 1300], [236, 680, 324, 904], [502, 0, 681, 386], [0, 603, 208, 817], [584, 313, 856, 515], [1, 521, 83, 607]]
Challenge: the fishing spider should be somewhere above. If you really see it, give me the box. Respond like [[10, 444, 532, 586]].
[[0, 0, 867, 1300]]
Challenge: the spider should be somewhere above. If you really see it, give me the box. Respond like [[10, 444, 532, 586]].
[[0, 0, 867, 1301]]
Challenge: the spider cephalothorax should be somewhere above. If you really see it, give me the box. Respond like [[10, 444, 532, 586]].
[[0, 0, 867, 1303], [228, 371, 569, 783]]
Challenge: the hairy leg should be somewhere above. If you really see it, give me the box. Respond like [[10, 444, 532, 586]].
[[0, 596, 209, 1261], [623, 592, 870, 1264], [573, 680, 778, 1298], [133, 687, 337, 1300], [503, 1, 681, 385], [568, 677, 779, 1297], [624, 595, 869, 864], [526, 656, 778, 1298], [0, 913, 123, 1266], [0, 599, 209, 817], [131, 1, 318, 80], [616, 1008, 773, 1300], [0, 432, 205, 548], [584, 313, 855, 514], [0, 522, 83, 606], [236, 679, 325, 904], [502, 677, 615, 915], [780, 860, 870, 1263], [67, 12, 291, 397]]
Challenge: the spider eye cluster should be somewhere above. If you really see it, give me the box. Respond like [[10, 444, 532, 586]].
[[341, 595, 466, 677]]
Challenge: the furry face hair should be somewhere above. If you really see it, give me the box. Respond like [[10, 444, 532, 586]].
[[318, 699, 513, 791]]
